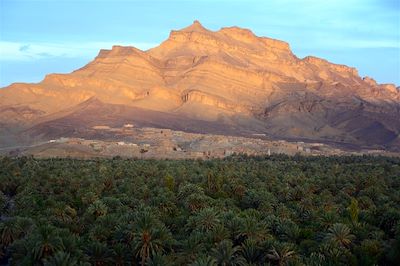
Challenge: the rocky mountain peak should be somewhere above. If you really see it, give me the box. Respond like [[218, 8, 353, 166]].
[[181, 20, 208, 32], [1, 22, 399, 152]]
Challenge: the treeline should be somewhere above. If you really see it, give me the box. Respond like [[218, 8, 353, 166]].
[[0, 155, 399, 265]]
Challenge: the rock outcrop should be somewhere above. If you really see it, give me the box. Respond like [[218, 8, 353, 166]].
[[0, 21, 399, 150]]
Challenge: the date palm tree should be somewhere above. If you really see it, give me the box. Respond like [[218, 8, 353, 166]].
[[0, 191, 7, 214], [185, 193, 211, 212], [112, 242, 130, 266], [7, 237, 35, 264], [87, 200, 108, 218], [177, 183, 212, 212], [305, 252, 326, 266], [179, 232, 206, 263], [146, 253, 168, 266], [222, 212, 242, 241], [131, 211, 173, 265], [237, 218, 269, 242], [266, 243, 295, 266], [209, 224, 230, 244], [30, 225, 64, 261], [324, 223, 355, 248], [58, 229, 83, 260], [85, 241, 113, 266], [177, 183, 204, 201], [240, 238, 264, 264], [211, 239, 245, 266], [276, 221, 300, 243], [187, 208, 221, 233], [189, 254, 217, 266], [319, 211, 338, 229], [43, 251, 78, 266], [0, 219, 22, 246]]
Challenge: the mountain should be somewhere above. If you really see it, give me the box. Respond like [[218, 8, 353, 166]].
[[1, 21, 399, 152]]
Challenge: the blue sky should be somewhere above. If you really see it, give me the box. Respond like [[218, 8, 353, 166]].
[[0, 0, 399, 87]]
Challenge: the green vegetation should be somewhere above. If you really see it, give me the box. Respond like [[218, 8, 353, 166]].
[[0, 155, 399, 265]]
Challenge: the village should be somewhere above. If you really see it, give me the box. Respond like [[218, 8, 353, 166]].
[[15, 123, 389, 159]]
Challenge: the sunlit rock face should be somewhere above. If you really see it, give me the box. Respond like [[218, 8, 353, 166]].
[[1, 21, 399, 150]]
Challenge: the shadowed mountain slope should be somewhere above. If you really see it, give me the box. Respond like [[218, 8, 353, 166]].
[[1, 21, 399, 150]]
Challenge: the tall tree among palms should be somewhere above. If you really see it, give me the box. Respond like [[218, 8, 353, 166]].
[[348, 198, 359, 226]]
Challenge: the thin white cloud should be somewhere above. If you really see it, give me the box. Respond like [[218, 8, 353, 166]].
[[0, 41, 158, 61], [295, 36, 399, 50]]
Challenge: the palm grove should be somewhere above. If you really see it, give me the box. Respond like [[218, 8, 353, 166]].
[[0, 155, 399, 265]]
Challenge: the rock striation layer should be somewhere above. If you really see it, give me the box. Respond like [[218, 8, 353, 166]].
[[1, 21, 399, 150]]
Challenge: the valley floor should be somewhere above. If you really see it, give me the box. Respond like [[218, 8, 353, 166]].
[[1, 126, 398, 159]]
